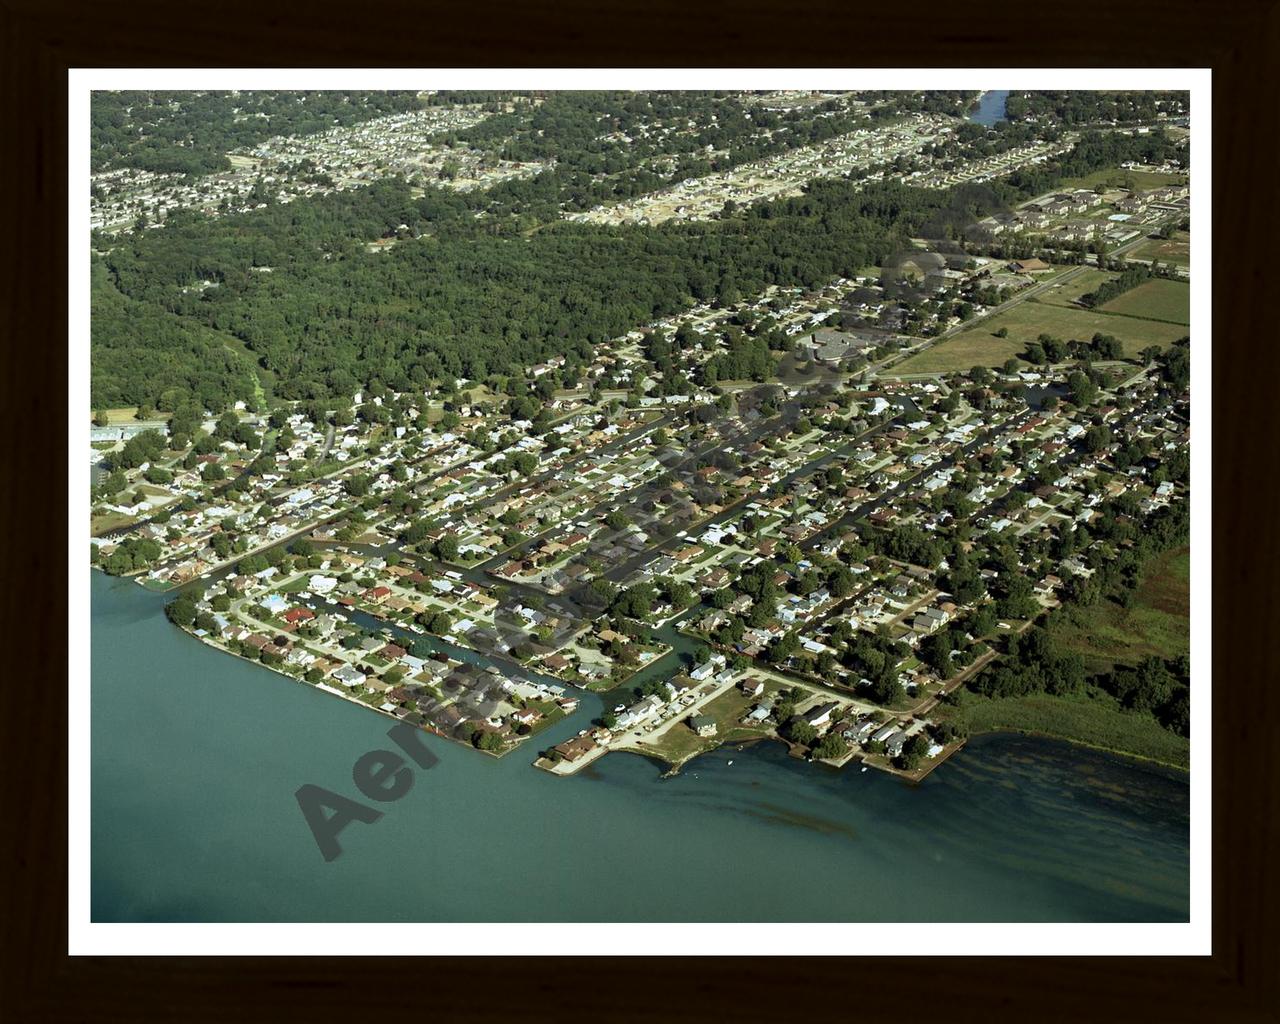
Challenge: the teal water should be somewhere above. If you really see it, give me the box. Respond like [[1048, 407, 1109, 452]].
[[91, 571, 1189, 922], [970, 90, 1010, 126]]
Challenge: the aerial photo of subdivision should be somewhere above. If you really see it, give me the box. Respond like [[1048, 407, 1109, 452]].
[[89, 86, 1193, 924]]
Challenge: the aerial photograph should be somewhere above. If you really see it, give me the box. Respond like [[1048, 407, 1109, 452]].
[[87, 85, 1194, 925]]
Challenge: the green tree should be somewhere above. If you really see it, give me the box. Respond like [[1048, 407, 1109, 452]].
[[476, 730, 505, 753], [165, 595, 197, 628]]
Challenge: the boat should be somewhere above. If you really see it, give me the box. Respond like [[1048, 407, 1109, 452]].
[[861, 766, 868, 773], [727, 760, 734, 766]]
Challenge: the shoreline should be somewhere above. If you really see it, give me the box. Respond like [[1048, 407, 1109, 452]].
[[185, 628, 521, 761], [962, 724, 1190, 774], [104, 569, 1189, 782]]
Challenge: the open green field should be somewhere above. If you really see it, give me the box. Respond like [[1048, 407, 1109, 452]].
[[1049, 545, 1190, 675], [1037, 268, 1117, 307], [1129, 231, 1191, 267], [1055, 168, 1189, 191], [91, 511, 137, 536], [1100, 279, 1189, 324], [894, 298, 1187, 373], [935, 687, 1189, 769], [93, 407, 173, 424], [892, 332, 1029, 374]]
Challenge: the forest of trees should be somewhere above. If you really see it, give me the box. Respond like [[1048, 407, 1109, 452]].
[[93, 176, 988, 408], [90, 103, 1190, 413]]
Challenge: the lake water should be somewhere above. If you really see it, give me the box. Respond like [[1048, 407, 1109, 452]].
[[91, 571, 1189, 923], [970, 90, 1010, 127]]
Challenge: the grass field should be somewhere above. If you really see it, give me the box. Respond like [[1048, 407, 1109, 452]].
[[1100, 279, 1190, 324], [1055, 168, 1189, 191], [892, 332, 1029, 374], [93, 407, 172, 424], [895, 297, 1187, 373], [935, 687, 1190, 769], [1129, 231, 1191, 267], [1036, 268, 1117, 307], [1049, 545, 1190, 675], [91, 511, 137, 536]]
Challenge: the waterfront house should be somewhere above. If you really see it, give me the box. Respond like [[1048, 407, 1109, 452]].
[[690, 715, 718, 738], [552, 735, 598, 763], [332, 665, 367, 688], [803, 702, 839, 728]]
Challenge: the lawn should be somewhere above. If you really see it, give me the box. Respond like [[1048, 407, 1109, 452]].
[[1049, 545, 1190, 674], [1128, 231, 1191, 268], [1036, 268, 1117, 307], [93, 407, 172, 424], [935, 687, 1189, 769], [640, 685, 773, 766], [895, 299, 1188, 373], [91, 511, 137, 536], [1099, 279, 1190, 324], [892, 331, 1029, 374], [641, 719, 710, 765]]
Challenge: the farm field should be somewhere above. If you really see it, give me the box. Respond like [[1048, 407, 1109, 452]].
[[1128, 231, 1191, 267], [1100, 279, 1190, 324], [894, 298, 1187, 373]]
